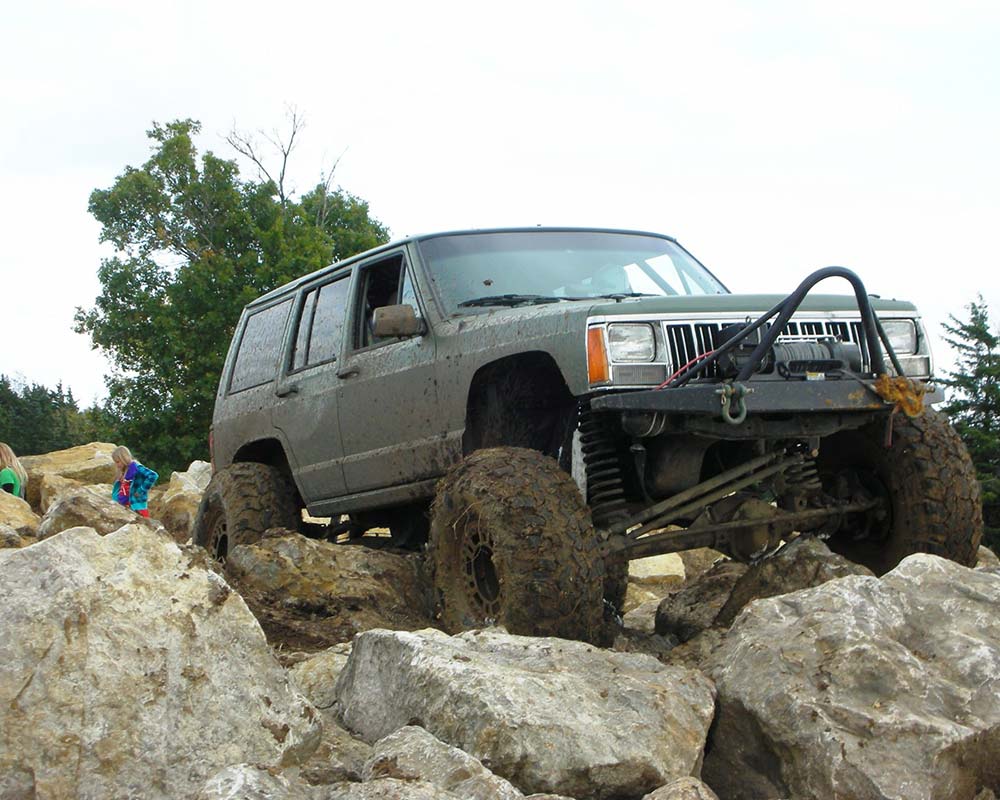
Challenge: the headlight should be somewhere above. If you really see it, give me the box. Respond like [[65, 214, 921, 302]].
[[881, 320, 917, 355], [607, 323, 655, 362]]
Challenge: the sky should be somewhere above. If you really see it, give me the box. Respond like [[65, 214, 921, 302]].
[[3, 0, 999, 404]]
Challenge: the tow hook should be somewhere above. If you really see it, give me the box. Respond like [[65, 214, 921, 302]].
[[717, 382, 752, 425]]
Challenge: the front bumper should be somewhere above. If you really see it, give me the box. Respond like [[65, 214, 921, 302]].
[[591, 379, 900, 417]]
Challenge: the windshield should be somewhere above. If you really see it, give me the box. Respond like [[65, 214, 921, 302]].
[[417, 230, 728, 312]]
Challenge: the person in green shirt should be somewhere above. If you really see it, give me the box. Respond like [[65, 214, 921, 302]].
[[0, 443, 27, 500]]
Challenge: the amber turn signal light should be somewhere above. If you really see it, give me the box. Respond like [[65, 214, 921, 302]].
[[587, 327, 610, 384]]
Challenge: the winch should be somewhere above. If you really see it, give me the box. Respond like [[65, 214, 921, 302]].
[[714, 322, 863, 379]]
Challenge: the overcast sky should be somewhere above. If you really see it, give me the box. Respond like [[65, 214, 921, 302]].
[[3, 0, 999, 404]]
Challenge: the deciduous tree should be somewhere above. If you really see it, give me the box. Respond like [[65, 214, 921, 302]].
[[76, 119, 388, 471]]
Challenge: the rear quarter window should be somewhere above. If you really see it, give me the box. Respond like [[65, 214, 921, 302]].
[[228, 299, 292, 393]]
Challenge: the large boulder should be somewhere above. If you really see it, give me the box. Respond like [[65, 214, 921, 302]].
[[626, 553, 686, 612], [703, 554, 1000, 800], [363, 725, 523, 799], [290, 642, 373, 785], [642, 778, 720, 800], [197, 764, 318, 800], [38, 472, 83, 513], [655, 561, 747, 642], [335, 628, 716, 799], [227, 532, 432, 650], [149, 460, 211, 542], [36, 485, 156, 539], [20, 442, 118, 509], [0, 524, 321, 799], [0, 491, 40, 537], [0, 523, 27, 548], [714, 537, 873, 627]]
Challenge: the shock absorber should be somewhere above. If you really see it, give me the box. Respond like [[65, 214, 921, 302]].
[[578, 402, 628, 526]]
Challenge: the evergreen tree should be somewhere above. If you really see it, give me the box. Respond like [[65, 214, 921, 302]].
[[940, 296, 1000, 548]]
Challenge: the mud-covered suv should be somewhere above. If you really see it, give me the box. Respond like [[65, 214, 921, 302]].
[[195, 227, 982, 642]]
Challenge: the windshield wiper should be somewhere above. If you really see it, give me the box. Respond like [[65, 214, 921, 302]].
[[590, 292, 660, 301], [458, 294, 567, 308]]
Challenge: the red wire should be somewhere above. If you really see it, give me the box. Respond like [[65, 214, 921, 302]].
[[657, 348, 716, 389]]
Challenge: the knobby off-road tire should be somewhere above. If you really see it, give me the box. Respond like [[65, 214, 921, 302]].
[[193, 463, 300, 561], [428, 447, 605, 643], [818, 408, 983, 574], [603, 553, 629, 615]]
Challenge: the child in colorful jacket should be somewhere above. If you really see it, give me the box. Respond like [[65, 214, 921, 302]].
[[111, 445, 158, 517]]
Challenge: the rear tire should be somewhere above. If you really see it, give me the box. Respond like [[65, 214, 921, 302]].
[[818, 409, 982, 574], [192, 463, 300, 561], [428, 447, 605, 643]]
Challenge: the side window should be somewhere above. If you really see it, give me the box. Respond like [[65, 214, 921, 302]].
[[291, 276, 351, 370], [356, 254, 419, 349], [229, 299, 292, 393], [292, 289, 318, 371]]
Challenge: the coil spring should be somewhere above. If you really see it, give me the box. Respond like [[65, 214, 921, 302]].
[[784, 453, 822, 493], [578, 403, 628, 526]]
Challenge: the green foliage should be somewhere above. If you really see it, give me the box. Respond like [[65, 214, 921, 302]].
[[0, 376, 118, 456], [76, 119, 389, 473], [940, 296, 1000, 549]]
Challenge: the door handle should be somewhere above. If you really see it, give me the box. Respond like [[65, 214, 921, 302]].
[[338, 366, 360, 379], [275, 383, 299, 397]]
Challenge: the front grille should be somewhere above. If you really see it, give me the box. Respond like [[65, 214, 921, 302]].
[[662, 318, 872, 375]]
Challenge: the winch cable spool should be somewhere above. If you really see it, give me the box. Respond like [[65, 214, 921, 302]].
[[658, 268, 907, 406]]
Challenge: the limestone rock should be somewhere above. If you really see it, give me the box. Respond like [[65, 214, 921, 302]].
[[36, 485, 157, 539], [38, 473, 82, 512], [703, 554, 1000, 800], [977, 545, 1000, 569], [623, 598, 661, 634], [642, 777, 720, 799], [290, 642, 354, 710], [298, 718, 373, 785], [0, 491, 41, 537], [624, 553, 686, 612], [655, 561, 747, 642], [326, 779, 465, 799], [149, 460, 211, 541], [363, 726, 523, 800], [227, 533, 431, 650], [20, 442, 118, 509], [197, 764, 318, 800], [678, 548, 726, 581], [0, 523, 28, 548], [0, 524, 321, 799], [335, 628, 716, 799], [714, 537, 873, 627]]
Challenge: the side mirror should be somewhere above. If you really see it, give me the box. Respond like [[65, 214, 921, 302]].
[[373, 304, 426, 338]]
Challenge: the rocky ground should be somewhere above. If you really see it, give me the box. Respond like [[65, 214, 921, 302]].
[[1, 442, 999, 800]]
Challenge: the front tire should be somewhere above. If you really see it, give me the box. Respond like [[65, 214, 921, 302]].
[[428, 447, 605, 643], [818, 409, 982, 574], [192, 463, 300, 561]]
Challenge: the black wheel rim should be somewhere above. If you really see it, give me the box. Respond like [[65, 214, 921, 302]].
[[208, 512, 229, 562], [462, 522, 501, 618]]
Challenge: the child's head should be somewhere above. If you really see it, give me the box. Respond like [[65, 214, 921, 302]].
[[0, 443, 27, 486], [111, 445, 134, 471]]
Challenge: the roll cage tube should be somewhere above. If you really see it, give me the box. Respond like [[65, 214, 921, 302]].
[[665, 267, 904, 388]]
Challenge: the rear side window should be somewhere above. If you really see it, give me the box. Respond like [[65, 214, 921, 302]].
[[229, 300, 291, 393], [291, 276, 351, 369]]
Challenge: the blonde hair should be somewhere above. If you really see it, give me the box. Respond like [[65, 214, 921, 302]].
[[112, 445, 134, 467], [0, 443, 27, 489]]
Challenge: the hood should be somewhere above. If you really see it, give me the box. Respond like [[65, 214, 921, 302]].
[[586, 293, 917, 318]]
